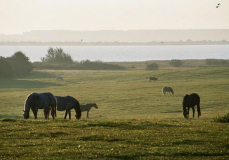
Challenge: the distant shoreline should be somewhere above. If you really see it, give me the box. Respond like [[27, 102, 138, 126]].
[[0, 41, 229, 46]]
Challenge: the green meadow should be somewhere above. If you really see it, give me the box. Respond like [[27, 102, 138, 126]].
[[0, 65, 229, 159]]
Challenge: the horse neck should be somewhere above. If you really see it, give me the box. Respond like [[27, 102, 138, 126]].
[[88, 104, 96, 109], [24, 101, 31, 112]]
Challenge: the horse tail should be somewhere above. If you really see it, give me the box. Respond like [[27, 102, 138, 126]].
[[198, 105, 201, 117], [54, 106, 57, 117], [197, 94, 201, 117]]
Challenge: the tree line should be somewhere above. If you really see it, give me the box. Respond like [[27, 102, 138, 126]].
[[35, 47, 125, 70], [1, 47, 228, 78], [0, 47, 125, 78]]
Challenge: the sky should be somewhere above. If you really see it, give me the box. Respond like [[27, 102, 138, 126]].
[[0, 0, 229, 34]]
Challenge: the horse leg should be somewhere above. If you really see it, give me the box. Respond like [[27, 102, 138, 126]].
[[64, 110, 68, 119], [50, 106, 55, 119], [192, 107, 195, 118], [69, 110, 71, 119], [47, 108, 50, 119], [32, 108, 38, 119], [187, 107, 190, 119], [197, 103, 201, 118], [44, 108, 49, 119], [87, 111, 89, 118]]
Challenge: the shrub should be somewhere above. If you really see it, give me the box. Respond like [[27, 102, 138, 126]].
[[33, 60, 125, 70], [6, 51, 34, 77], [169, 59, 183, 67], [146, 63, 158, 70], [214, 113, 229, 123], [206, 59, 229, 66], [41, 47, 73, 64], [206, 59, 220, 66], [0, 57, 15, 78]]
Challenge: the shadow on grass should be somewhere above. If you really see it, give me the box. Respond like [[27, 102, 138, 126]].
[[0, 115, 22, 119], [87, 121, 181, 130], [80, 135, 124, 142], [0, 79, 63, 89], [104, 151, 228, 159], [1, 118, 17, 122], [23, 71, 57, 79], [172, 139, 204, 145]]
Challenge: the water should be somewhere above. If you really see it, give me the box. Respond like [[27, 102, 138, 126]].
[[0, 45, 228, 62]]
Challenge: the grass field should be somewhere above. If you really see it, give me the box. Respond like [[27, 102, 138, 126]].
[[0, 65, 229, 159]]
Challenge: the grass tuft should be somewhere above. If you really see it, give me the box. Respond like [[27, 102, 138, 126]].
[[214, 113, 229, 123]]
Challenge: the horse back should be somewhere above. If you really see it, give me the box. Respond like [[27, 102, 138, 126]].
[[56, 96, 79, 111], [183, 93, 200, 107], [40, 92, 57, 107]]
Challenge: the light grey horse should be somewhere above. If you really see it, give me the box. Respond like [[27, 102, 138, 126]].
[[80, 103, 98, 118], [56, 76, 63, 81], [162, 87, 174, 95]]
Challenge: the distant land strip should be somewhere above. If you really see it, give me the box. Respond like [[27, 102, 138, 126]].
[[0, 40, 229, 46]]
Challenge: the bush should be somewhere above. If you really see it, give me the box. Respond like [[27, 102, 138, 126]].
[[206, 59, 229, 66], [33, 60, 125, 70], [169, 59, 183, 67], [146, 63, 158, 70], [0, 57, 15, 78], [41, 47, 73, 64], [214, 113, 229, 123], [6, 51, 34, 77]]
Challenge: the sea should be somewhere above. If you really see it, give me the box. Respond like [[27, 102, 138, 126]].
[[0, 45, 228, 62]]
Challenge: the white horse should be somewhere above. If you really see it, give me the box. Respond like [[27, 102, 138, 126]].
[[56, 76, 63, 81]]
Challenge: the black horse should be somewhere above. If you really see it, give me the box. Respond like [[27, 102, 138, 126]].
[[56, 96, 81, 120], [23, 92, 57, 119], [183, 93, 201, 119]]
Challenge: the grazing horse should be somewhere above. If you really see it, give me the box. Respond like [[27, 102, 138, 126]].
[[183, 93, 201, 119], [149, 77, 158, 81], [56, 76, 63, 81], [23, 92, 57, 119], [80, 103, 98, 118], [56, 96, 81, 120], [162, 87, 174, 95]]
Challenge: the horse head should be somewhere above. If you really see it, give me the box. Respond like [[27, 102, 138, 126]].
[[183, 108, 189, 119], [94, 103, 98, 109], [75, 113, 81, 120], [23, 110, 30, 119], [182, 94, 189, 118]]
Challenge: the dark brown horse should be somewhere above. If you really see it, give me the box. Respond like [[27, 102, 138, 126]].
[[23, 92, 57, 119], [56, 96, 81, 120], [183, 93, 201, 119], [149, 77, 158, 81]]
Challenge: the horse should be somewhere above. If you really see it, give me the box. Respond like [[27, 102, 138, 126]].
[[149, 77, 158, 81], [183, 93, 201, 119], [56, 76, 63, 81], [55, 96, 81, 120], [162, 87, 174, 95], [23, 92, 57, 119], [80, 103, 98, 118]]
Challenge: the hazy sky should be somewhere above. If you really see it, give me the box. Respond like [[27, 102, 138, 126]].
[[0, 0, 229, 34]]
